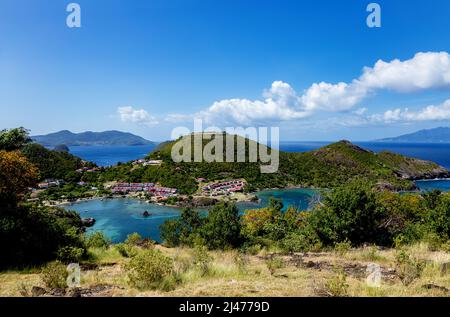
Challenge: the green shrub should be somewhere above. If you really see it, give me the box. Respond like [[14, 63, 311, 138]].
[[334, 240, 352, 256], [325, 268, 349, 297], [395, 250, 425, 286], [233, 252, 249, 273], [199, 202, 242, 250], [160, 208, 203, 247], [126, 249, 174, 290], [56, 246, 84, 263], [158, 275, 178, 292], [85, 232, 110, 249], [125, 232, 142, 246], [308, 182, 389, 246], [0, 203, 86, 269], [362, 246, 382, 261], [193, 245, 213, 277], [266, 256, 284, 275], [423, 232, 445, 251], [115, 243, 139, 258], [280, 229, 322, 254], [242, 243, 262, 256], [41, 261, 68, 289]]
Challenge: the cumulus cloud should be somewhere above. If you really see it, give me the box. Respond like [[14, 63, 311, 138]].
[[301, 51, 450, 112], [370, 99, 450, 123], [192, 81, 310, 126], [117, 51, 450, 129], [117, 106, 158, 126], [166, 52, 450, 125], [169, 51, 450, 126], [359, 52, 450, 92]]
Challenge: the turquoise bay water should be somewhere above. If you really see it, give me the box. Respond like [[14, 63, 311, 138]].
[[64, 188, 317, 243], [66, 198, 181, 243], [65, 182, 450, 243]]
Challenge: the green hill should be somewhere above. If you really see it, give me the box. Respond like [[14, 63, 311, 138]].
[[21, 143, 92, 180], [99, 134, 450, 194]]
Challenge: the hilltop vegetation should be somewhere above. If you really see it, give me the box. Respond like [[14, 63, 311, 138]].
[[21, 143, 91, 180], [98, 134, 449, 194]]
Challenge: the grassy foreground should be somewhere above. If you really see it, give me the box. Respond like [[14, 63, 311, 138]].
[[1, 243, 449, 297]]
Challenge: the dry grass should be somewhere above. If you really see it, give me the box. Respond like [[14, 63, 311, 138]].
[[1, 243, 449, 297]]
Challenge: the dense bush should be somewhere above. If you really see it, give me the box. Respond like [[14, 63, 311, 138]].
[[160, 208, 203, 247], [200, 202, 242, 250], [21, 143, 85, 181], [395, 250, 425, 286], [307, 181, 388, 246], [161, 202, 243, 250], [0, 127, 31, 151], [0, 129, 88, 268], [192, 245, 213, 276], [125, 232, 143, 245], [85, 231, 111, 249], [0, 203, 86, 268], [239, 181, 450, 251], [126, 249, 174, 290], [41, 261, 68, 289]]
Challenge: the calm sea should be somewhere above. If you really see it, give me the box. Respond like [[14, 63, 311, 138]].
[[69, 144, 156, 167]]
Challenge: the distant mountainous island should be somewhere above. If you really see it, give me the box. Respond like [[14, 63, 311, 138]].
[[376, 127, 450, 143], [32, 130, 154, 147]]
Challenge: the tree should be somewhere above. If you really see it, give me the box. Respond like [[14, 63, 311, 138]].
[[308, 181, 388, 246], [160, 207, 203, 247], [21, 143, 83, 180], [0, 127, 31, 151], [0, 150, 38, 201], [200, 202, 242, 249]]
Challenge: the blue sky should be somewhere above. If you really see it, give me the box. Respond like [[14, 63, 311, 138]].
[[0, 0, 449, 141]]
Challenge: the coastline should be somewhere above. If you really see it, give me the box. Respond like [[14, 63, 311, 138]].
[[41, 178, 450, 209]]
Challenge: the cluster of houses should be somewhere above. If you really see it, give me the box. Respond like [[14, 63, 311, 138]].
[[76, 166, 101, 173], [37, 179, 66, 189], [202, 180, 245, 196], [132, 159, 162, 167], [110, 183, 177, 197]]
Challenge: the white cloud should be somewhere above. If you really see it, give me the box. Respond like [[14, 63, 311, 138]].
[[370, 99, 450, 123], [353, 107, 368, 116], [117, 106, 158, 126], [301, 81, 368, 112], [167, 52, 450, 126], [198, 81, 310, 126], [359, 52, 450, 92], [301, 51, 450, 112]]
